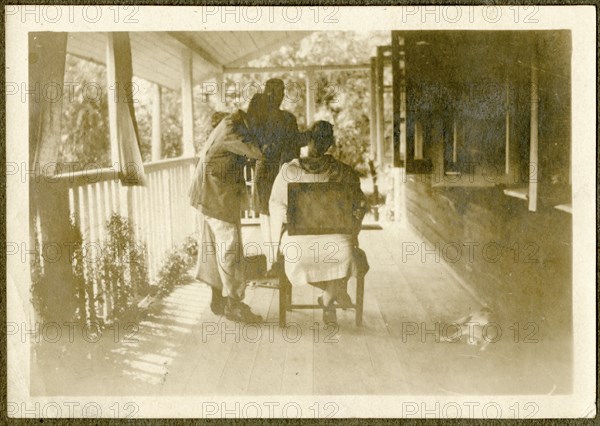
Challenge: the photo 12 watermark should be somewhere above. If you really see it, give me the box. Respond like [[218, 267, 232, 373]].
[[5, 5, 140, 24], [7, 401, 140, 418], [5, 4, 595, 420]]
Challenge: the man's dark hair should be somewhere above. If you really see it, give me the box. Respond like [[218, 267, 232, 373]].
[[264, 78, 285, 109], [309, 121, 335, 155], [265, 78, 284, 94]]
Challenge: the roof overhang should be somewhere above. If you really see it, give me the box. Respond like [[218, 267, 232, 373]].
[[66, 31, 312, 90]]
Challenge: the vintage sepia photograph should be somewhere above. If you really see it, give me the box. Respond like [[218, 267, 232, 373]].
[[5, 5, 596, 419]]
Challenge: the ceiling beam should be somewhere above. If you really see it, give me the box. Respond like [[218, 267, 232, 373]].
[[167, 32, 223, 72], [224, 31, 312, 68], [224, 63, 370, 75]]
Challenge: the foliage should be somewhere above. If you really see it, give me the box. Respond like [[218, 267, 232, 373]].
[[155, 236, 198, 297], [30, 237, 49, 321], [221, 31, 390, 174], [95, 214, 149, 323], [155, 250, 189, 297], [58, 56, 217, 167], [159, 89, 184, 158], [181, 235, 199, 261], [128, 79, 219, 161], [125, 79, 185, 161], [30, 214, 201, 324], [59, 55, 112, 170], [59, 32, 389, 173]]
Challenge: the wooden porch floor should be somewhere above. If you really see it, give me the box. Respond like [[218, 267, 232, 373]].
[[33, 224, 571, 396]]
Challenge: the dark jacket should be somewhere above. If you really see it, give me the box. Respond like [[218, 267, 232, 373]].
[[189, 111, 263, 223], [252, 110, 302, 215]]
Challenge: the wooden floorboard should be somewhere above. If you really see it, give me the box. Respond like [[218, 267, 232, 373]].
[[215, 288, 266, 393], [38, 223, 571, 396], [246, 289, 287, 394], [280, 286, 316, 394]]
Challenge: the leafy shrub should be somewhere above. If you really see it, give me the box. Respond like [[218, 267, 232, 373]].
[[154, 236, 199, 297], [156, 249, 190, 297], [181, 236, 199, 266], [95, 214, 149, 323], [31, 211, 199, 324], [30, 250, 59, 323]]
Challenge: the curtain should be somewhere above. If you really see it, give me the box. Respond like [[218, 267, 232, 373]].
[[28, 32, 80, 321], [28, 32, 68, 169], [109, 32, 146, 186]]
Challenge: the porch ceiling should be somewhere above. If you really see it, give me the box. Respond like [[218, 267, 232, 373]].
[[66, 31, 312, 90]]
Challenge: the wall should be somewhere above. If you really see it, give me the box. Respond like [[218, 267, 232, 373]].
[[404, 174, 572, 331], [398, 30, 573, 330]]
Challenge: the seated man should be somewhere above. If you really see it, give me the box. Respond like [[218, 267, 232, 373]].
[[269, 121, 368, 324]]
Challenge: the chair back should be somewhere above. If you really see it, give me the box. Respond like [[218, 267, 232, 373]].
[[287, 182, 356, 235]]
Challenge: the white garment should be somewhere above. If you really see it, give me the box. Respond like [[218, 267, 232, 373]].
[[269, 158, 361, 287], [259, 214, 278, 269], [195, 212, 245, 299]]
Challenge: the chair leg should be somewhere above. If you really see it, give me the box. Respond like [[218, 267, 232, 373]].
[[279, 280, 287, 328], [355, 275, 365, 327], [286, 281, 293, 310]]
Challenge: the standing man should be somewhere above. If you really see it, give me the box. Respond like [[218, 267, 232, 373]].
[[252, 79, 304, 273], [189, 95, 264, 323]]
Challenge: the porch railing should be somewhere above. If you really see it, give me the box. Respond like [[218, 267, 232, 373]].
[[60, 157, 259, 278], [61, 156, 198, 281], [33, 156, 261, 323]]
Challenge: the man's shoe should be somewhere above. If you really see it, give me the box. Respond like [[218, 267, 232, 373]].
[[210, 287, 225, 315], [224, 299, 263, 323]]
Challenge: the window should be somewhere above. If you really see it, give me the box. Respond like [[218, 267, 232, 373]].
[[392, 30, 571, 202], [502, 31, 572, 213]]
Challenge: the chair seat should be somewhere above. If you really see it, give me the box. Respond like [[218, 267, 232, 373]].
[[278, 270, 365, 327]]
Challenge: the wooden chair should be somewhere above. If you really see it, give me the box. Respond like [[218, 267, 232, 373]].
[[277, 182, 366, 327]]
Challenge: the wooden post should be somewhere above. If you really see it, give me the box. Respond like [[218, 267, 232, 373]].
[[29, 33, 68, 170], [415, 121, 424, 160], [151, 83, 162, 161], [390, 36, 404, 223], [400, 76, 406, 162], [504, 77, 520, 184], [35, 181, 80, 322], [391, 35, 402, 168], [376, 46, 385, 166], [305, 69, 316, 126], [403, 34, 415, 171], [213, 72, 226, 110], [504, 78, 511, 175], [28, 33, 78, 323], [453, 120, 458, 164], [181, 47, 195, 157], [105, 33, 120, 164], [528, 54, 539, 212], [369, 57, 377, 162]]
